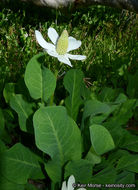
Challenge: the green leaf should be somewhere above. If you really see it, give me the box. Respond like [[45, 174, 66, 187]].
[[63, 69, 84, 121], [109, 99, 136, 126], [0, 143, 44, 184], [81, 100, 116, 152], [116, 171, 135, 184], [85, 147, 101, 165], [24, 53, 56, 102], [80, 82, 91, 100], [98, 87, 121, 102], [109, 126, 127, 147], [10, 94, 34, 132], [108, 149, 130, 165], [3, 83, 15, 103], [81, 99, 110, 130], [120, 133, 138, 152], [117, 154, 138, 173], [114, 93, 128, 104], [0, 175, 24, 190], [2, 109, 15, 132], [90, 104, 117, 125], [65, 159, 93, 183], [83, 100, 111, 117], [89, 124, 115, 155], [33, 106, 82, 163], [45, 159, 62, 183], [92, 167, 116, 184]]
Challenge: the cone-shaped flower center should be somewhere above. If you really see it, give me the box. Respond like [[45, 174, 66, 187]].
[[56, 30, 68, 55]]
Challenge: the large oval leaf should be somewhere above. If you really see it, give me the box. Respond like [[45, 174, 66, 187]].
[[24, 53, 56, 102], [0, 143, 44, 184], [89, 124, 115, 155], [33, 106, 82, 163]]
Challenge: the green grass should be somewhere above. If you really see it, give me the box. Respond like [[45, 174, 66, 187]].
[[0, 2, 137, 93]]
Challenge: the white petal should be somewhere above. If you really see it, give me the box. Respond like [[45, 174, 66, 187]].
[[46, 49, 58, 58], [35, 30, 55, 51], [67, 54, 86, 60], [58, 55, 72, 67], [67, 175, 75, 190], [67, 37, 81, 52], [48, 27, 59, 45], [61, 181, 68, 190]]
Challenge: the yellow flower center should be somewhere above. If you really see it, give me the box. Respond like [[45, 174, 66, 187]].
[[56, 30, 68, 55]]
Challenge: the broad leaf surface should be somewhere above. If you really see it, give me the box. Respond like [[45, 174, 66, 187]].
[[116, 171, 135, 184], [10, 94, 34, 132], [81, 99, 111, 130], [120, 132, 138, 152], [107, 99, 136, 126], [3, 83, 15, 103], [63, 69, 84, 121], [65, 159, 93, 183], [80, 82, 91, 100], [117, 154, 138, 173], [24, 53, 56, 102], [33, 106, 82, 163], [90, 104, 118, 125], [108, 149, 130, 165], [90, 124, 115, 155], [0, 143, 44, 184], [0, 175, 24, 190], [85, 147, 101, 165], [45, 159, 62, 183], [114, 93, 128, 104], [98, 87, 121, 102], [92, 167, 116, 184]]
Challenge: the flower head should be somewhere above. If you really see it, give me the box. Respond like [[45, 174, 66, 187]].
[[61, 175, 86, 190], [35, 28, 86, 67]]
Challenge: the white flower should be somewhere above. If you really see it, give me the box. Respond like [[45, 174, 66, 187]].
[[61, 175, 86, 190], [35, 28, 86, 67]]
